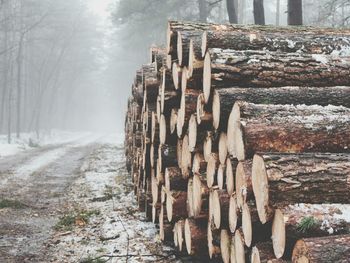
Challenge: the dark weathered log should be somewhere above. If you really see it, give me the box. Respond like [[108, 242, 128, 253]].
[[166, 190, 188, 222], [196, 93, 213, 126], [151, 112, 160, 145], [252, 152, 350, 224], [272, 205, 350, 259], [202, 28, 350, 57], [235, 160, 253, 209], [132, 84, 144, 106], [203, 49, 350, 103], [230, 102, 350, 160], [192, 173, 209, 217], [159, 204, 173, 242], [184, 218, 208, 256], [292, 234, 350, 263], [150, 46, 166, 72], [212, 87, 350, 132], [203, 131, 219, 162], [165, 166, 187, 191], [251, 242, 287, 263], [211, 189, 230, 229]]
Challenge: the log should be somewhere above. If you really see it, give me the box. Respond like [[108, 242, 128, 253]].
[[174, 219, 185, 251], [192, 152, 207, 174], [165, 166, 187, 191], [176, 138, 182, 169], [184, 218, 208, 256], [151, 112, 160, 145], [235, 230, 246, 263], [160, 69, 180, 115], [211, 189, 230, 229], [235, 160, 253, 209], [150, 46, 166, 72], [207, 222, 221, 259], [252, 152, 350, 224], [192, 173, 209, 217], [203, 49, 350, 103], [170, 108, 178, 135], [151, 175, 160, 206], [159, 204, 173, 242], [217, 163, 226, 190], [188, 114, 206, 152], [272, 205, 350, 259], [218, 132, 228, 165], [177, 31, 203, 67], [166, 190, 188, 222], [203, 131, 219, 162], [229, 102, 350, 160], [226, 157, 238, 196], [196, 93, 213, 126], [229, 194, 240, 233], [187, 178, 194, 217], [220, 229, 232, 263], [207, 153, 219, 187], [201, 28, 350, 57], [212, 87, 350, 132], [142, 63, 159, 103], [251, 242, 287, 263], [172, 62, 182, 90], [292, 234, 350, 263], [180, 134, 192, 178], [159, 114, 177, 146], [177, 89, 202, 138]]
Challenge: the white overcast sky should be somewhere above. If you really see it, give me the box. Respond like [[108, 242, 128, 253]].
[[87, 0, 114, 19]]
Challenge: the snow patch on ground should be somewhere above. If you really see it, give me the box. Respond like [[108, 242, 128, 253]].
[[48, 143, 180, 263]]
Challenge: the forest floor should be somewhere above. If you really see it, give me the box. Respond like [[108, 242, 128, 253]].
[[0, 134, 182, 263]]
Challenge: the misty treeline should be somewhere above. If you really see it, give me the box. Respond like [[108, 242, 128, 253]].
[[0, 0, 109, 142]]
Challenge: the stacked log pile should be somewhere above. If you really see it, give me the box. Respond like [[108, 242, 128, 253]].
[[124, 22, 350, 262]]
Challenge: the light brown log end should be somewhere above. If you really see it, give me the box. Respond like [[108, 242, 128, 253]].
[[229, 194, 239, 233], [242, 203, 253, 248], [221, 229, 231, 263], [203, 52, 211, 103], [188, 114, 197, 152], [272, 209, 286, 259]]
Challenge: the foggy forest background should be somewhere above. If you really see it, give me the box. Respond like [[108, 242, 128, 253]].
[[0, 0, 349, 141]]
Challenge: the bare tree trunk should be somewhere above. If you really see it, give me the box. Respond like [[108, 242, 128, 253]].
[[197, 0, 208, 22], [1, 2, 9, 134], [253, 0, 265, 25], [16, 34, 24, 138], [226, 0, 238, 23], [288, 0, 303, 25], [276, 0, 280, 25]]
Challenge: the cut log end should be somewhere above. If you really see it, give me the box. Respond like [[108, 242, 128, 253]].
[[251, 246, 261, 263], [203, 52, 211, 103], [219, 132, 228, 165], [226, 158, 234, 195], [177, 32, 183, 66], [235, 230, 246, 263], [172, 63, 180, 90], [212, 90, 220, 130], [272, 209, 286, 259], [229, 194, 238, 233], [217, 164, 225, 190], [166, 195, 173, 222], [193, 173, 206, 217], [181, 67, 188, 92], [188, 39, 194, 77], [242, 203, 252, 248], [196, 93, 205, 124], [184, 219, 192, 254], [170, 109, 178, 134], [203, 133, 212, 162], [207, 154, 218, 187], [188, 114, 197, 152], [236, 161, 248, 209], [159, 114, 166, 145], [227, 102, 241, 157], [252, 154, 269, 224], [212, 190, 221, 229], [187, 178, 194, 217], [220, 230, 231, 263]]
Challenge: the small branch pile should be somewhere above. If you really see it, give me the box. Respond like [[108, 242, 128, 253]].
[[124, 21, 350, 263]]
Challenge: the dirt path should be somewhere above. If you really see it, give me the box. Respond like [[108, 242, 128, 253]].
[[0, 137, 181, 263]]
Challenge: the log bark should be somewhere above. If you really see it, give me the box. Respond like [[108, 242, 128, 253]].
[[177, 31, 203, 67], [196, 93, 213, 126], [158, 144, 178, 171], [203, 49, 350, 103], [252, 153, 350, 224], [212, 86, 350, 131], [192, 152, 207, 174], [207, 222, 221, 259], [230, 102, 350, 160], [272, 205, 350, 259], [142, 63, 159, 103], [203, 131, 219, 162], [160, 68, 180, 116], [159, 114, 177, 146], [159, 204, 173, 242], [292, 234, 350, 263]]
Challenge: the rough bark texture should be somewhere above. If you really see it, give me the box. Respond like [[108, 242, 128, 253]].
[[211, 189, 230, 229], [292, 235, 350, 263], [185, 218, 208, 256], [213, 86, 350, 131], [177, 31, 203, 67], [233, 102, 350, 160], [166, 191, 188, 222], [165, 166, 187, 191], [251, 242, 287, 263], [204, 49, 350, 100]]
